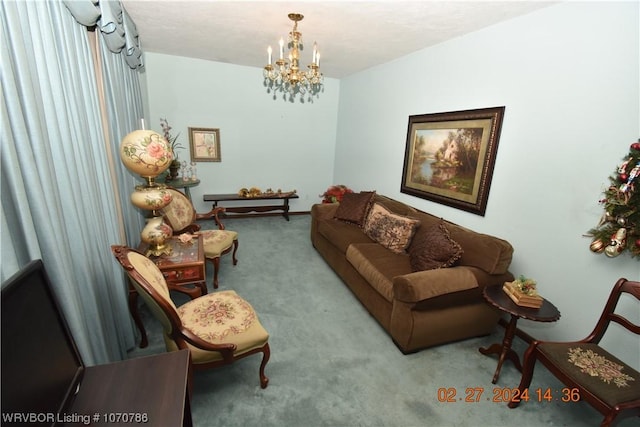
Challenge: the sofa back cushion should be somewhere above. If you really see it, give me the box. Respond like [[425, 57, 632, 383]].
[[318, 219, 374, 253], [449, 224, 513, 275]]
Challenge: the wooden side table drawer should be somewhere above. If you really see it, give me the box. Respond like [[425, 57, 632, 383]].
[[162, 265, 204, 284]]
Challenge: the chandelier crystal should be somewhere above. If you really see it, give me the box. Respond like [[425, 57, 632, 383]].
[[263, 13, 323, 102]]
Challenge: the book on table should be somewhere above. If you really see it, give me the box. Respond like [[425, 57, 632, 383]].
[[502, 281, 543, 308]]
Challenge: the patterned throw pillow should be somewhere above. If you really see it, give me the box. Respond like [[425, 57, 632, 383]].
[[408, 221, 463, 271], [334, 191, 376, 226], [363, 203, 421, 254]]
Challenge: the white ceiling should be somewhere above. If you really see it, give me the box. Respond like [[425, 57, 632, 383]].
[[122, 1, 555, 78]]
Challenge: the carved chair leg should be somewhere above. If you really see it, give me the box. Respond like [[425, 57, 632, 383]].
[[232, 239, 239, 265], [508, 342, 540, 408], [600, 412, 620, 427], [259, 343, 270, 389], [209, 257, 221, 289]]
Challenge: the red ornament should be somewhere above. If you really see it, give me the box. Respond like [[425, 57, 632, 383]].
[[636, 238, 640, 248], [631, 142, 640, 151], [619, 173, 628, 182]]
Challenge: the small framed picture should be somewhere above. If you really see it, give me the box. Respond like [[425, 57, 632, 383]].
[[189, 127, 221, 162]]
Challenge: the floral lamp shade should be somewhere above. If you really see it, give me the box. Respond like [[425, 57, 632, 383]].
[[119, 130, 173, 179]]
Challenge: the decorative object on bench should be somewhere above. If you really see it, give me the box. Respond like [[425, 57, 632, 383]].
[[112, 246, 270, 390], [119, 126, 174, 256], [237, 187, 297, 198], [587, 140, 640, 258], [162, 187, 238, 289], [320, 184, 354, 203], [508, 278, 640, 427], [400, 106, 505, 216], [502, 275, 543, 308], [311, 193, 514, 353]]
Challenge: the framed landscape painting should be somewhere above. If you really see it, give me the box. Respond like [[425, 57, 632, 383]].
[[400, 107, 505, 216], [189, 127, 221, 162]]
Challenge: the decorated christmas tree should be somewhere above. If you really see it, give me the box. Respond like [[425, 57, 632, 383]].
[[587, 140, 640, 258]]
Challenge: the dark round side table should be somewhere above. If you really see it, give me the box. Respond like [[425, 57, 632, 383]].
[[479, 284, 561, 384]]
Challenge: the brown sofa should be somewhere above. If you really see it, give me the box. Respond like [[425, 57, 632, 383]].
[[310, 193, 514, 353]]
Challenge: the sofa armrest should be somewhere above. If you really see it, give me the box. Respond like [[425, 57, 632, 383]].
[[393, 267, 480, 303], [311, 203, 339, 221]]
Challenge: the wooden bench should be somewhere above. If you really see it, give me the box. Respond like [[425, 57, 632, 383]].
[[203, 192, 299, 221]]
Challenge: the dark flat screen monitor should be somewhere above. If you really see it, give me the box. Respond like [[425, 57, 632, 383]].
[[1, 259, 84, 425]]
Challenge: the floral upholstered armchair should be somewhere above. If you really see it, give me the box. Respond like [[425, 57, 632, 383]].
[[111, 245, 269, 390], [162, 187, 238, 289]]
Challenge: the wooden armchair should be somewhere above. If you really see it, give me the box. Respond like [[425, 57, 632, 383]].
[[508, 278, 640, 427], [162, 187, 238, 289], [112, 245, 270, 390]]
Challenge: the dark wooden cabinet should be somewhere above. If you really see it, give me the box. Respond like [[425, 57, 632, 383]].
[[66, 349, 192, 426]]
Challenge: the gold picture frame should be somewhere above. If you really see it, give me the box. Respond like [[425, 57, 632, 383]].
[[189, 127, 221, 162], [400, 107, 505, 216]]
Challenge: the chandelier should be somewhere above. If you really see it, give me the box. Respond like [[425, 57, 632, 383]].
[[263, 13, 323, 101]]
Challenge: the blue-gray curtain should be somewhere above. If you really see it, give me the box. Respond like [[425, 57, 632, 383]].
[[1, 0, 144, 365]]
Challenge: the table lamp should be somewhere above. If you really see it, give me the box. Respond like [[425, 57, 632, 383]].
[[119, 128, 174, 256]]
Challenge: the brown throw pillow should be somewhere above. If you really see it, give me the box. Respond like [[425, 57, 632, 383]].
[[334, 191, 376, 226], [408, 221, 463, 271], [363, 203, 420, 253]]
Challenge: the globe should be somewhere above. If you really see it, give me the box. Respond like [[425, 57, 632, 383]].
[[119, 130, 172, 178]]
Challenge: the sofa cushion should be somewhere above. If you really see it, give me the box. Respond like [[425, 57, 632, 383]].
[[334, 191, 376, 226], [363, 203, 420, 254], [346, 243, 412, 302], [318, 219, 374, 253], [408, 221, 463, 272]]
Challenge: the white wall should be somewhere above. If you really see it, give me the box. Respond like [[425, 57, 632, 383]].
[[142, 55, 340, 213], [335, 2, 640, 367]]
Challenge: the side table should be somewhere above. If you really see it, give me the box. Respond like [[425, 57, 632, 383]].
[[158, 170, 200, 201], [479, 284, 560, 384], [164, 178, 200, 201], [130, 236, 206, 348]]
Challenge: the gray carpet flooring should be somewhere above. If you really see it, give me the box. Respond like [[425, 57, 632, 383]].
[[128, 214, 636, 427]]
